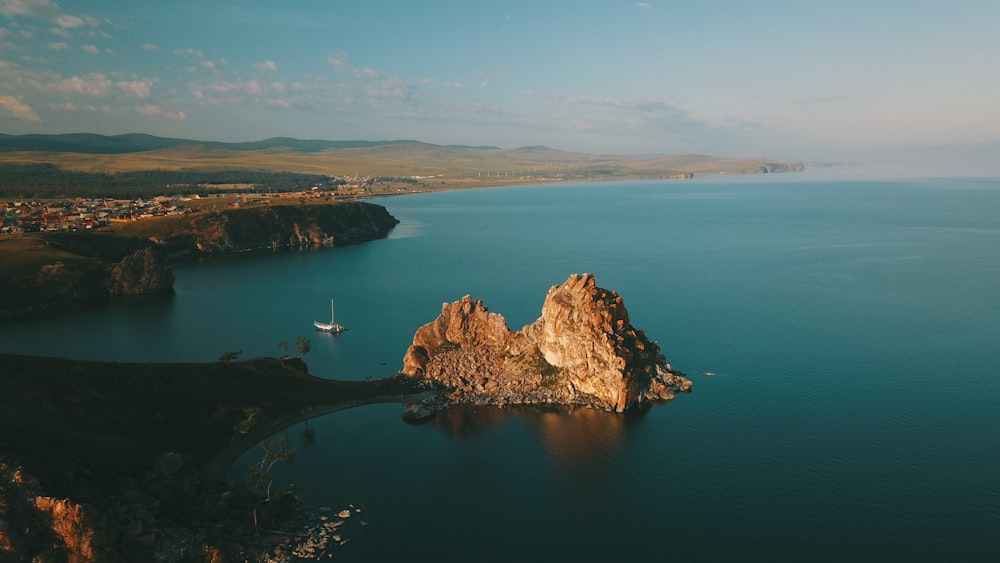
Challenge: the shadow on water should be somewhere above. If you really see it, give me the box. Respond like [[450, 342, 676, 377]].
[[3, 290, 176, 325]]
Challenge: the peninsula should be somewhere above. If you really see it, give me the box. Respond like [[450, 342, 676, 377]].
[[0, 352, 424, 561], [401, 273, 691, 416], [0, 201, 399, 317]]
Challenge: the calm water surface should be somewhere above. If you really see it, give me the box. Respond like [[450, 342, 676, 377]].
[[3, 173, 999, 561]]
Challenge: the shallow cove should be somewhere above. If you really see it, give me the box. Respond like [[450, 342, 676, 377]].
[[3, 172, 1000, 560]]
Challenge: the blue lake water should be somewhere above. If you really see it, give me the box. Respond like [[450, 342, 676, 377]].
[[3, 172, 999, 560]]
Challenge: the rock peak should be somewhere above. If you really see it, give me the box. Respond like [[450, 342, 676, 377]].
[[401, 274, 690, 412]]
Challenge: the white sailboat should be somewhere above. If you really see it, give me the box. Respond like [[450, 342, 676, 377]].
[[313, 299, 345, 333]]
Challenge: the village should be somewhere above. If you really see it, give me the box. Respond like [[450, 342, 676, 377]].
[[0, 175, 423, 236]]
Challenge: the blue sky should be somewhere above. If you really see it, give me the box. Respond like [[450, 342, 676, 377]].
[[1, 0, 998, 161]]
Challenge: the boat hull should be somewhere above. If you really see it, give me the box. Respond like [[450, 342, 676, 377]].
[[313, 320, 344, 333]]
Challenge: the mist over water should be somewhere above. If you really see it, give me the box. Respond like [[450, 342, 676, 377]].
[[3, 173, 999, 560]]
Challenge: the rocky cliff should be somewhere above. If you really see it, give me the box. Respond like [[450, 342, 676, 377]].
[[0, 237, 174, 318], [154, 202, 399, 258], [401, 274, 691, 412]]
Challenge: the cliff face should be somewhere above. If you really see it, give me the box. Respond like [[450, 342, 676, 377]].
[[401, 274, 691, 412], [0, 238, 174, 318], [158, 202, 399, 257], [106, 246, 175, 297]]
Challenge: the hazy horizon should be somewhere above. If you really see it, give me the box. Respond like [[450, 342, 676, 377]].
[[1, 1, 999, 173]]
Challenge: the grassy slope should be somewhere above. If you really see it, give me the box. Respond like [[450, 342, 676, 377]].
[[0, 237, 82, 278]]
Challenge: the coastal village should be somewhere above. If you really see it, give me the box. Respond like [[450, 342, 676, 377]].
[[0, 175, 418, 236]]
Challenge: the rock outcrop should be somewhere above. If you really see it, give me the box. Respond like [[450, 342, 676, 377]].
[[154, 202, 399, 258], [401, 274, 691, 412], [0, 463, 99, 563], [0, 237, 174, 318], [106, 246, 175, 297]]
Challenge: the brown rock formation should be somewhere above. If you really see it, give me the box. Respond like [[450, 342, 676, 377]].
[[0, 464, 100, 563], [401, 274, 691, 412], [107, 246, 175, 296]]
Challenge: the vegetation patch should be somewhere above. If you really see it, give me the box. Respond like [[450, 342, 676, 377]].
[[527, 347, 561, 384], [434, 340, 461, 354]]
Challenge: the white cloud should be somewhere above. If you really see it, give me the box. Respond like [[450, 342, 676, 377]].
[[0, 0, 58, 19], [45, 41, 68, 50], [637, 2, 651, 8], [135, 104, 185, 121], [200, 60, 216, 71], [0, 1, 100, 34], [175, 48, 204, 58], [0, 94, 41, 121], [116, 79, 153, 98], [49, 73, 113, 97], [327, 51, 381, 79], [187, 78, 291, 108], [86, 104, 117, 115], [135, 104, 161, 116], [141, 43, 158, 51], [81, 44, 99, 55], [55, 13, 99, 29], [327, 52, 352, 74], [253, 60, 278, 71], [48, 101, 76, 111]]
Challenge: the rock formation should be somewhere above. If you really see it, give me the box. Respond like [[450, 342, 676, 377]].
[[401, 274, 691, 413], [106, 246, 175, 297], [154, 202, 399, 258], [0, 237, 174, 318]]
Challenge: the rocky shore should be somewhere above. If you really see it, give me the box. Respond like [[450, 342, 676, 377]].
[[400, 273, 691, 418]]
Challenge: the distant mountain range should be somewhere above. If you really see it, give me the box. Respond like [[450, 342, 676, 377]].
[[0, 132, 808, 182]]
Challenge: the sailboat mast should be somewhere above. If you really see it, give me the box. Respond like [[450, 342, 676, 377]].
[[330, 299, 335, 324]]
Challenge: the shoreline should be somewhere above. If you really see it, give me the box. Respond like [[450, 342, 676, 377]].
[[207, 389, 440, 481]]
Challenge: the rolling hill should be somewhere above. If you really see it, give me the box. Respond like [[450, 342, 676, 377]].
[[0, 133, 804, 188]]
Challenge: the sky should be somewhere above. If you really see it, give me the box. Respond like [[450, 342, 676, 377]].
[[1, 0, 999, 161]]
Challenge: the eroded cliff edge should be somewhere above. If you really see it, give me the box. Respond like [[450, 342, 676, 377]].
[[146, 201, 399, 259], [401, 273, 691, 413]]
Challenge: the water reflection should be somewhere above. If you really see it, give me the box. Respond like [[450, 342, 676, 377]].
[[425, 405, 647, 469]]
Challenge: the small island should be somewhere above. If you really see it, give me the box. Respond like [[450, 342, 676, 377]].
[[400, 273, 691, 420]]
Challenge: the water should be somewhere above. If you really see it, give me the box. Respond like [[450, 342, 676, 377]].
[[3, 173, 999, 560]]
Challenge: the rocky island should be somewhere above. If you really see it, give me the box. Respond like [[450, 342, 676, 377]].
[[401, 273, 691, 417]]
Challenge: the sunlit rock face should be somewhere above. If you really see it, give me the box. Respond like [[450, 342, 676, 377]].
[[401, 274, 691, 412]]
